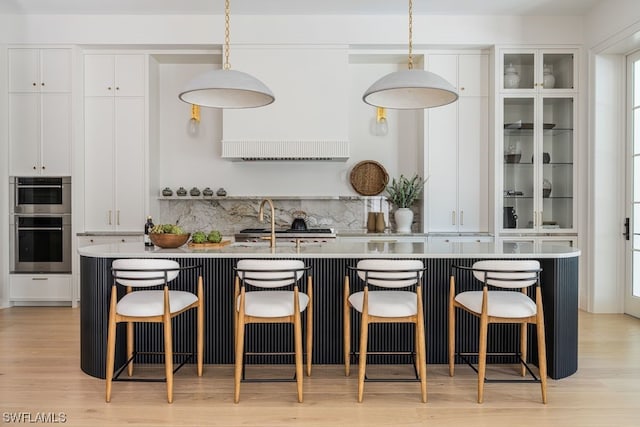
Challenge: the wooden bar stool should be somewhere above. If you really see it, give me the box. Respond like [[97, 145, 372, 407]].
[[449, 260, 547, 403], [233, 259, 312, 403], [106, 259, 204, 403], [344, 259, 427, 403]]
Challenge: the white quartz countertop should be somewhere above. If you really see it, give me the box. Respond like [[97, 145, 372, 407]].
[[78, 241, 580, 259]]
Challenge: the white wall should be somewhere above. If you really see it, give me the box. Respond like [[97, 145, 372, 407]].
[[585, 1, 640, 312], [0, 39, 8, 307]]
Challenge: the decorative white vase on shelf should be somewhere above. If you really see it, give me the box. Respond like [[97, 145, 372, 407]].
[[543, 64, 555, 88], [394, 208, 414, 233]]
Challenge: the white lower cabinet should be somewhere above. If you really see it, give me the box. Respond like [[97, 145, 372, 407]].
[[77, 235, 143, 247], [499, 236, 577, 253], [10, 274, 72, 304]]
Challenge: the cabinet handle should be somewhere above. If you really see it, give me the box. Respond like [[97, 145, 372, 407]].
[[108, 86, 112, 90], [32, 166, 36, 170], [41, 165, 45, 170], [41, 82, 45, 86], [32, 82, 36, 86], [117, 210, 120, 225], [116, 87, 120, 91], [460, 210, 464, 226], [452, 210, 456, 225], [108, 210, 112, 225], [90, 239, 95, 243], [460, 87, 465, 91], [31, 277, 48, 281]]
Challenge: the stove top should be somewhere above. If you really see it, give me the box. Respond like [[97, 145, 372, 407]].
[[235, 228, 336, 242], [239, 228, 333, 234]]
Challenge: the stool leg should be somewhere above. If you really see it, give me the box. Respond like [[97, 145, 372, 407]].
[[105, 286, 117, 403], [127, 321, 134, 376], [294, 286, 304, 403], [343, 276, 351, 376], [306, 276, 313, 377], [357, 287, 369, 403], [448, 275, 456, 377], [520, 322, 527, 377], [197, 275, 204, 377], [163, 288, 174, 403], [536, 287, 548, 404], [417, 286, 427, 403], [234, 289, 246, 404], [478, 313, 488, 404]]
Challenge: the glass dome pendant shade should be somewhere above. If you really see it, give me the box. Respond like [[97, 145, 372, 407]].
[[362, 0, 458, 110], [178, 0, 275, 109]]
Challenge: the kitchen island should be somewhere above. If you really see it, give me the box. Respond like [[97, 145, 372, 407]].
[[79, 240, 579, 380]]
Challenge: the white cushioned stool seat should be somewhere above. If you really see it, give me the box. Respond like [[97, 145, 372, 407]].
[[117, 290, 199, 317], [348, 290, 417, 317], [240, 291, 310, 318], [454, 291, 537, 318]]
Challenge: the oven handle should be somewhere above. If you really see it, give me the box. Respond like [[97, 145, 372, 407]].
[[17, 227, 64, 231], [16, 185, 64, 189]]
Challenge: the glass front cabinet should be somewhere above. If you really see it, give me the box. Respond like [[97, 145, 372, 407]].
[[499, 48, 577, 234]]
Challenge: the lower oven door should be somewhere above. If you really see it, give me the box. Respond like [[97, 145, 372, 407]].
[[10, 215, 72, 273]]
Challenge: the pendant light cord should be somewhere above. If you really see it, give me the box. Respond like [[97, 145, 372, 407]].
[[224, 0, 231, 70], [408, 0, 413, 70]]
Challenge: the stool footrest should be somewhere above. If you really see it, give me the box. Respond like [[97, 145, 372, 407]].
[[112, 351, 195, 383], [456, 351, 541, 383]]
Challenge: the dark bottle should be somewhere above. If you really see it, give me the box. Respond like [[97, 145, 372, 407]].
[[144, 216, 154, 246]]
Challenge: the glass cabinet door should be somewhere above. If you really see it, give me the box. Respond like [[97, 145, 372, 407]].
[[541, 97, 574, 230], [501, 95, 575, 232], [503, 52, 535, 90], [540, 52, 575, 90], [503, 97, 535, 230]]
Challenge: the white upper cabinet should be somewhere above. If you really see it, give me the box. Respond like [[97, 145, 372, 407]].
[[83, 53, 146, 232], [425, 53, 489, 233], [84, 54, 145, 97], [501, 49, 576, 93], [8, 48, 72, 175], [9, 48, 71, 93]]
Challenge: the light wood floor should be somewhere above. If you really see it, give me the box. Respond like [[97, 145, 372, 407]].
[[0, 307, 639, 426]]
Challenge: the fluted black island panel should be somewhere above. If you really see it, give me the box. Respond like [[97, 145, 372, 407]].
[[79, 241, 579, 380]]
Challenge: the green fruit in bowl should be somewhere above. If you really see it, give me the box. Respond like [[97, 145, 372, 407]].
[[191, 231, 207, 244], [207, 230, 222, 243], [162, 224, 174, 233], [150, 224, 187, 235]]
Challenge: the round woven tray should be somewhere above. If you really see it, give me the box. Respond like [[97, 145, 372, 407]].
[[350, 160, 389, 196]]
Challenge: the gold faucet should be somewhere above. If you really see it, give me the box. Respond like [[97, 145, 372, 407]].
[[258, 198, 276, 248]]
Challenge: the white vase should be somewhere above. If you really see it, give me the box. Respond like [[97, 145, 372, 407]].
[[394, 208, 414, 233]]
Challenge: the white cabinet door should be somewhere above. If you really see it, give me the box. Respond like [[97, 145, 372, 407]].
[[459, 54, 488, 97], [8, 93, 40, 174], [84, 54, 145, 97], [84, 97, 115, 231], [84, 55, 115, 96], [114, 97, 145, 231], [426, 102, 458, 232], [41, 93, 71, 175], [40, 49, 72, 92], [458, 96, 488, 232], [114, 55, 145, 97], [9, 49, 40, 92]]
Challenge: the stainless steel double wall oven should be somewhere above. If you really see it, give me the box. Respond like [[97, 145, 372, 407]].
[[10, 177, 72, 273]]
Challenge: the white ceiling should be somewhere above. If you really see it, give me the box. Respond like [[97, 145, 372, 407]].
[[0, 0, 601, 16]]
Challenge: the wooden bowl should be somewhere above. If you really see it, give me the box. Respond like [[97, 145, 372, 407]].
[[149, 233, 190, 248]]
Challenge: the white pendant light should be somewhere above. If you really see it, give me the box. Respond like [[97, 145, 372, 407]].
[[178, 0, 275, 109], [363, 0, 458, 110]]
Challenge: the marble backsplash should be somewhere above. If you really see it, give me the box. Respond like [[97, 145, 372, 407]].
[[157, 197, 423, 235]]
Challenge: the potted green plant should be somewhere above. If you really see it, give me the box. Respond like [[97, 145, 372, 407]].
[[385, 174, 426, 232]]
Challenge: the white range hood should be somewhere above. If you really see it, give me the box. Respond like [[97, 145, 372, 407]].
[[221, 45, 350, 161]]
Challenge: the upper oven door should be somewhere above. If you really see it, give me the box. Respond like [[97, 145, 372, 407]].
[[11, 176, 72, 214]]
